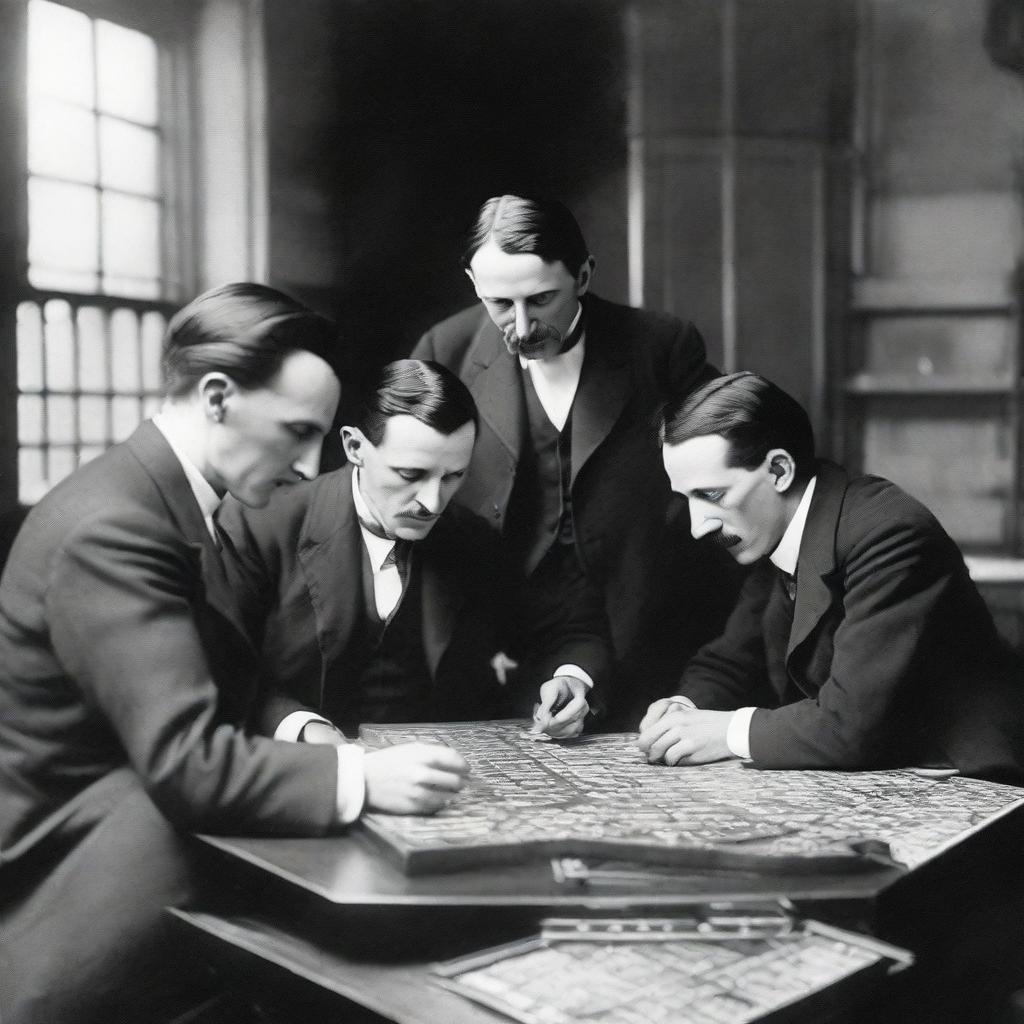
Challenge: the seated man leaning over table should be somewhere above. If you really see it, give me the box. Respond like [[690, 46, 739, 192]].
[[217, 358, 610, 761], [638, 371, 1024, 783]]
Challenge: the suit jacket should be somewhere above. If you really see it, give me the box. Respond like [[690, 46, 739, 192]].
[[0, 422, 338, 869], [681, 462, 1024, 782], [413, 294, 740, 717], [217, 464, 610, 732]]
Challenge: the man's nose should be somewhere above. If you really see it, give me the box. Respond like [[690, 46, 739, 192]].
[[513, 301, 532, 339], [689, 506, 723, 540], [291, 438, 322, 481], [415, 475, 443, 514]]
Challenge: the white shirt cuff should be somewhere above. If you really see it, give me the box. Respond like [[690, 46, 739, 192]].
[[335, 744, 366, 824], [553, 664, 594, 689], [274, 710, 333, 743], [726, 707, 757, 760]]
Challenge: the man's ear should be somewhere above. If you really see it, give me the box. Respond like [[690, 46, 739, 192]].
[[576, 255, 596, 297], [198, 372, 234, 424], [464, 267, 477, 294], [340, 425, 366, 466], [766, 449, 797, 493]]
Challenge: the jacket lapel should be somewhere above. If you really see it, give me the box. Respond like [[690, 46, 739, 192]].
[[787, 463, 848, 659], [420, 521, 465, 680], [296, 467, 364, 703], [463, 317, 524, 461], [125, 421, 250, 644], [570, 302, 632, 483]]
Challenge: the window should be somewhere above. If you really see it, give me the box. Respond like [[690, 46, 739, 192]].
[[17, 0, 181, 502]]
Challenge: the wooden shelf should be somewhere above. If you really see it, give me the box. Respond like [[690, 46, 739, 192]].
[[844, 373, 1018, 396], [850, 277, 1016, 315]]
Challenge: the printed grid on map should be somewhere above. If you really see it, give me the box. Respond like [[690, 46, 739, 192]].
[[358, 721, 1024, 875], [433, 924, 905, 1024]]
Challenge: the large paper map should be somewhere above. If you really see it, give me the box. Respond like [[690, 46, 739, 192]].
[[358, 721, 1024, 876]]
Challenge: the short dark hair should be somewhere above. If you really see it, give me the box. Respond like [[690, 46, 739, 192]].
[[162, 282, 344, 398], [660, 372, 816, 480], [461, 195, 590, 277], [357, 360, 479, 446]]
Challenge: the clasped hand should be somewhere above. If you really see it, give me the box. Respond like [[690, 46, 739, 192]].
[[531, 675, 590, 739], [636, 697, 733, 765]]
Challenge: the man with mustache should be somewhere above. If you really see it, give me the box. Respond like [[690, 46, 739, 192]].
[[639, 372, 1024, 782], [413, 195, 738, 728], [218, 359, 609, 749]]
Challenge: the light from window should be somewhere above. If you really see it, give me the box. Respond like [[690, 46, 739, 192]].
[[27, 0, 163, 300]]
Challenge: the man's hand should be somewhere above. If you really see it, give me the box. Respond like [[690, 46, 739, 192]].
[[299, 720, 347, 746], [638, 696, 697, 734], [363, 742, 470, 814], [532, 675, 590, 739], [637, 705, 733, 765]]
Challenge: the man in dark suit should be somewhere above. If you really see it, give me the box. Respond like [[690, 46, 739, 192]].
[[639, 371, 1024, 782], [219, 359, 610, 743], [0, 286, 469, 1024], [413, 195, 738, 727]]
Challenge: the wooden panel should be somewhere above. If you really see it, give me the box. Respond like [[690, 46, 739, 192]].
[[734, 141, 824, 423], [860, 396, 1014, 548], [736, 0, 855, 138], [627, 0, 722, 137], [863, 315, 1014, 379], [640, 137, 725, 366]]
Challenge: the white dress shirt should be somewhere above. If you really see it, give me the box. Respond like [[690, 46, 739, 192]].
[[152, 414, 365, 824], [725, 476, 818, 759], [520, 304, 585, 431]]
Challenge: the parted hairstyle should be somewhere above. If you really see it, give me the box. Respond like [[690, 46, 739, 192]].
[[660, 371, 817, 482], [356, 359, 479, 446], [162, 282, 344, 398], [461, 195, 591, 277]]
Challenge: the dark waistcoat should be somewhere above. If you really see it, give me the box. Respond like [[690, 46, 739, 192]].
[[325, 549, 432, 729], [506, 369, 576, 575]]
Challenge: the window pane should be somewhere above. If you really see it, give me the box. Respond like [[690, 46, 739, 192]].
[[18, 448, 47, 505], [47, 395, 76, 444], [29, 178, 98, 277], [28, 0, 94, 107], [112, 395, 142, 441], [29, 97, 97, 183], [43, 300, 75, 391], [17, 302, 45, 392], [141, 312, 165, 390], [142, 395, 162, 419], [109, 309, 140, 391], [78, 395, 108, 444], [99, 117, 159, 195], [76, 307, 108, 391], [101, 275, 161, 300], [18, 395, 45, 445], [78, 445, 105, 466], [96, 21, 157, 126], [101, 192, 159, 281], [48, 447, 77, 487]]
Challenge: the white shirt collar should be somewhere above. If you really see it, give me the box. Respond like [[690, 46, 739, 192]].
[[351, 467, 397, 572], [151, 412, 222, 539], [769, 476, 817, 576], [517, 302, 586, 377]]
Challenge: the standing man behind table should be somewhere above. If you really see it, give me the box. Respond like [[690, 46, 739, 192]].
[[0, 284, 469, 1024], [218, 359, 610, 743], [413, 195, 740, 727], [639, 371, 1024, 782]]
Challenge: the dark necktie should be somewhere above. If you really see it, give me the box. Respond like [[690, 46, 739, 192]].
[[777, 567, 797, 604], [381, 539, 412, 589]]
